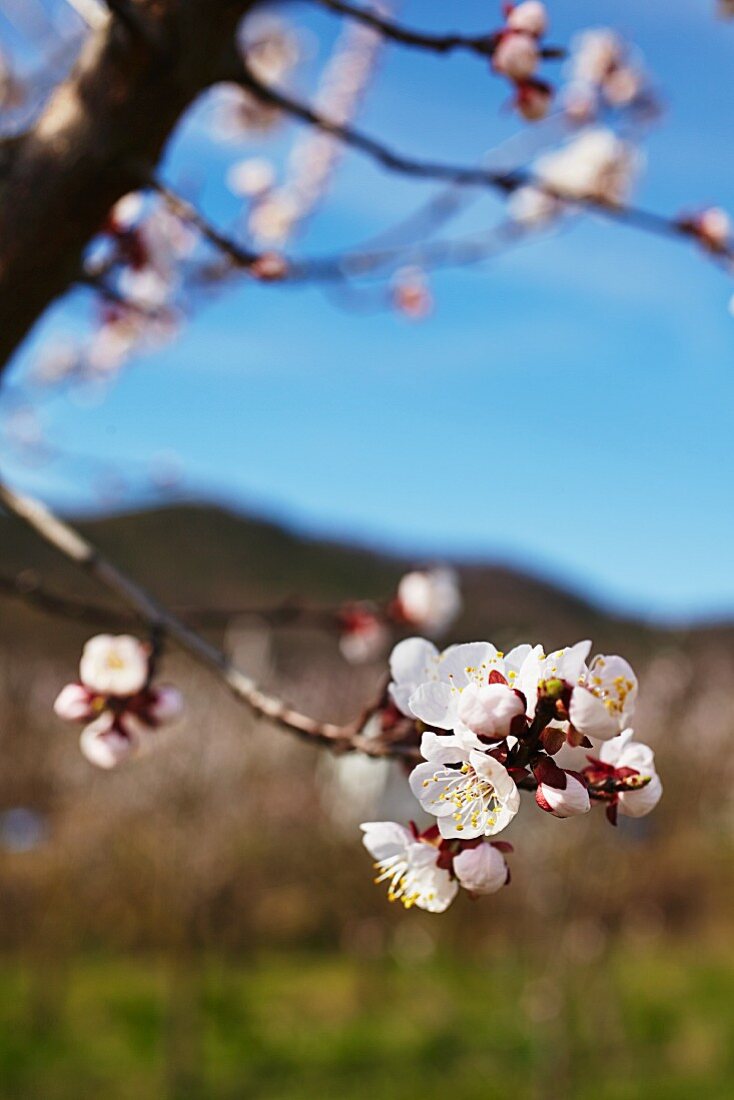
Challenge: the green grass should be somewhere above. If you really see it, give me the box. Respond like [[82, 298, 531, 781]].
[[0, 945, 733, 1099]]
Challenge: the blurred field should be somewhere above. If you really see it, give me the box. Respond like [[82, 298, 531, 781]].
[[2, 945, 734, 1100]]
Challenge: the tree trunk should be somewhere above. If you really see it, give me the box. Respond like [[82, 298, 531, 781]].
[[0, 0, 257, 372]]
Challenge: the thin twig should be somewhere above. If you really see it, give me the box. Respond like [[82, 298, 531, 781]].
[[77, 270, 168, 319], [0, 572, 347, 631], [149, 179, 260, 268]]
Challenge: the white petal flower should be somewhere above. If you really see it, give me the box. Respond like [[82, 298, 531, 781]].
[[393, 639, 534, 728], [79, 635, 149, 697], [493, 32, 540, 82], [110, 191, 145, 229], [507, 2, 548, 37], [534, 128, 639, 206], [569, 29, 623, 86], [453, 842, 509, 895], [515, 640, 591, 719], [570, 654, 637, 741], [599, 729, 662, 817], [509, 184, 559, 226], [388, 637, 441, 716], [227, 157, 276, 198], [79, 713, 136, 770], [396, 567, 462, 635], [410, 741, 520, 839], [360, 822, 458, 912]]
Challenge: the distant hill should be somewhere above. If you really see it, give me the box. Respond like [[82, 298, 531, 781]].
[[0, 501, 726, 660]]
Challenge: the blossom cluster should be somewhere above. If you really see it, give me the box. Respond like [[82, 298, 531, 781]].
[[510, 127, 640, 224], [245, 11, 388, 247], [337, 566, 462, 664], [362, 637, 661, 912], [54, 635, 182, 769], [563, 28, 656, 123]]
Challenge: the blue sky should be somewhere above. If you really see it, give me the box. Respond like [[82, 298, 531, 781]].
[[2, 0, 733, 621]]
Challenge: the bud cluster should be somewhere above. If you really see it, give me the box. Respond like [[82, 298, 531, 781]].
[[54, 635, 183, 769], [492, 3, 554, 121]]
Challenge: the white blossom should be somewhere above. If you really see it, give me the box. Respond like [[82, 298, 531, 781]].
[[395, 566, 461, 634], [227, 157, 276, 198], [493, 32, 540, 82], [569, 653, 638, 741], [79, 634, 149, 697], [569, 29, 623, 87], [534, 128, 639, 206], [598, 729, 662, 817], [514, 640, 591, 720], [361, 821, 458, 912], [389, 637, 537, 728], [506, 2, 548, 38], [110, 191, 145, 230], [409, 730, 520, 839]]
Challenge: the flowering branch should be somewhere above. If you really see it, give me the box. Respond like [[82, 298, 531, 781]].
[[239, 70, 734, 264], [0, 475, 421, 760], [308, 0, 566, 61]]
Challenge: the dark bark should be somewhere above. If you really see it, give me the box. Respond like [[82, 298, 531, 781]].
[[0, 0, 258, 372]]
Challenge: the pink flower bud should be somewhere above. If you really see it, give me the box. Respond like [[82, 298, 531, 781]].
[[147, 685, 184, 725], [392, 267, 433, 319], [506, 2, 548, 38], [535, 770, 591, 817], [54, 682, 95, 723], [493, 32, 539, 82], [249, 252, 289, 281], [682, 207, 732, 253], [453, 842, 509, 894], [79, 713, 135, 770], [457, 681, 525, 740], [338, 606, 388, 665], [516, 79, 553, 121]]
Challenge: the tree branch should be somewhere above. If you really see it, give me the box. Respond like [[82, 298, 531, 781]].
[[240, 71, 734, 263], [0, 476, 418, 761], [102, 0, 163, 48], [307, 0, 566, 60]]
